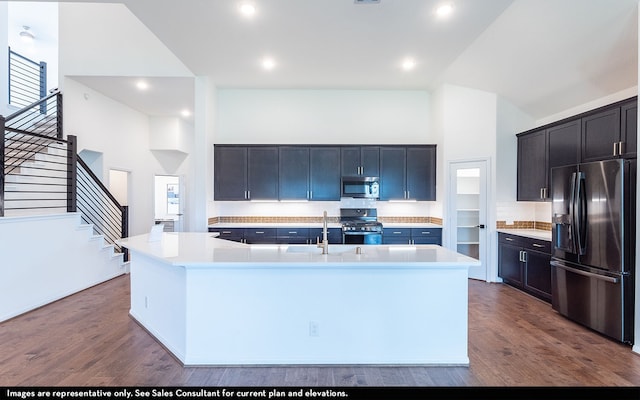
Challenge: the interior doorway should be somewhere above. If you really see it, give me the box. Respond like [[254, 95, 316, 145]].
[[154, 175, 184, 232], [448, 160, 489, 281], [109, 169, 130, 239], [108, 169, 129, 206]]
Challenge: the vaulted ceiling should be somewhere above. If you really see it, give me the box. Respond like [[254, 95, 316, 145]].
[[12, 0, 640, 121]]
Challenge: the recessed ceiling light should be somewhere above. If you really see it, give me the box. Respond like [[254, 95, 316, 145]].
[[261, 57, 276, 71], [181, 109, 191, 117], [135, 80, 149, 90], [239, 2, 256, 17], [435, 3, 454, 18], [401, 58, 417, 71]]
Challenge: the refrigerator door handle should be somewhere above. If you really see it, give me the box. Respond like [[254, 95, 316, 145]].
[[550, 260, 619, 283], [575, 171, 587, 255], [569, 172, 578, 253]]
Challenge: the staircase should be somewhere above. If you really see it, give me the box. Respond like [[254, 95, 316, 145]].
[[1, 90, 130, 322], [2, 90, 128, 252], [4, 141, 68, 216]]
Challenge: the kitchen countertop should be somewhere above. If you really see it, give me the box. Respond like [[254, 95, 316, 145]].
[[497, 229, 552, 241], [208, 222, 440, 229], [208, 222, 343, 229], [125, 232, 474, 366], [118, 232, 479, 269], [380, 223, 442, 229]]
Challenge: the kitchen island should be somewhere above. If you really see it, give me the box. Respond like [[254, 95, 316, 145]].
[[118, 232, 480, 366]]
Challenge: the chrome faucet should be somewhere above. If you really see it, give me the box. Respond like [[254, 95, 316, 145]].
[[317, 210, 329, 254]]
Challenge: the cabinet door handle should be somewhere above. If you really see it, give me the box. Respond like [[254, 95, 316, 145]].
[[393, 231, 403, 235], [613, 142, 619, 156], [532, 243, 544, 248], [505, 237, 514, 241], [421, 231, 430, 234], [288, 231, 297, 234], [540, 187, 548, 199], [619, 141, 624, 156], [255, 231, 264, 234]]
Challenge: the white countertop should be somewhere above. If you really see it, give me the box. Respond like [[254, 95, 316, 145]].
[[496, 229, 552, 241], [209, 223, 342, 229], [380, 223, 442, 228], [208, 222, 441, 229], [118, 232, 479, 269]]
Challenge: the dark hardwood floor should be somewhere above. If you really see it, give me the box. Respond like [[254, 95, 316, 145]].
[[1, 274, 640, 386]]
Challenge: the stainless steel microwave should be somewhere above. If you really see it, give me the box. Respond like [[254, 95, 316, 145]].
[[341, 176, 380, 199]]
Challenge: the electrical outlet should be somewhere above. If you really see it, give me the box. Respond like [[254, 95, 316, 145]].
[[309, 321, 319, 337]]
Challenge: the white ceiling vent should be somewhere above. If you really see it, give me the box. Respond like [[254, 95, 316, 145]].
[[354, 0, 380, 4]]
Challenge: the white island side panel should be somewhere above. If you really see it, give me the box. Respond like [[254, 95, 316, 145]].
[[120, 233, 477, 366], [129, 251, 187, 361], [184, 265, 469, 365]]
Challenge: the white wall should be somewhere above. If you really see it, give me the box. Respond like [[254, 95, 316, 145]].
[[197, 76, 217, 230], [0, 2, 10, 118], [215, 89, 432, 144], [0, 213, 125, 322], [435, 84, 538, 282], [210, 88, 435, 219], [58, 2, 191, 78], [64, 78, 192, 236], [109, 169, 128, 206], [437, 84, 498, 219], [150, 117, 191, 154], [58, 2, 202, 234], [536, 86, 638, 127]]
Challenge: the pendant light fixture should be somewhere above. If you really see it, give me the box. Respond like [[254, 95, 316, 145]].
[[19, 26, 35, 43]]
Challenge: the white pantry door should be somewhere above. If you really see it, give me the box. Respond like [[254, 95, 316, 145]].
[[448, 160, 488, 281]]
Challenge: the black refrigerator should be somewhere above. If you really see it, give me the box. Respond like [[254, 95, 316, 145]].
[[550, 159, 636, 344]]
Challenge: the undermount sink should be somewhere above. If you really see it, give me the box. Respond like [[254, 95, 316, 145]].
[[286, 245, 364, 255]]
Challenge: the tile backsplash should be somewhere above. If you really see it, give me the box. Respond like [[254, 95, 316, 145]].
[[208, 215, 443, 225], [207, 201, 545, 230], [496, 201, 552, 231]]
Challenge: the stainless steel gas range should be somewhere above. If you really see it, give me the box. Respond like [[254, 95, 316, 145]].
[[340, 208, 383, 245]]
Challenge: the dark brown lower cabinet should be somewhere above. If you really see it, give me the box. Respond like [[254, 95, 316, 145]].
[[498, 232, 552, 302]]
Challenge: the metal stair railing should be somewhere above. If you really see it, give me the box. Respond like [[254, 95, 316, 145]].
[[8, 46, 47, 110], [1, 92, 128, 259]]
